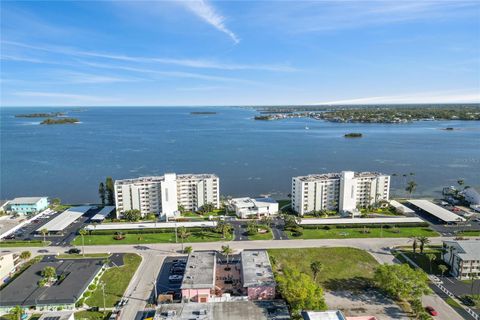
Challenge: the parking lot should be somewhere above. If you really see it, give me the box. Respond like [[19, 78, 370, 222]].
[[155, 256, 188, 303], [5, 206, 103, 246]]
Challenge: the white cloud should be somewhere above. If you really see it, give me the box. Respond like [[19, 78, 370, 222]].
[[315, 90, 480, 105], [179, 0, 239, 44]]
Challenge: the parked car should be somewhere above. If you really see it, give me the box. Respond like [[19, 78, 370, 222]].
[[168, 275, 183, 282], [171, 267, 184, 275], [425, 306, 438, 316], [67, 248, 81, 254]]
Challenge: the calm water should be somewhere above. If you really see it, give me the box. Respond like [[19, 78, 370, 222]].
[[1, 107, 479, 203]]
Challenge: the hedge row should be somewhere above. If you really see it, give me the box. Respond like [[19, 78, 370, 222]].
[[301, 222, 429, 229], [89, 227, 211, 235]]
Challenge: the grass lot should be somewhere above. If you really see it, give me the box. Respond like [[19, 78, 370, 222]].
[[277, 199, 291, 209], [73, 230, 232, 245], [0, 240, 50, 247], [360, 207, 399, 215], [458, 230, 480, 236], [289, 226, 438, 239], [86, 253, 141, 308], [395, 247, 447, 275], [74, 311, 111, 320], [268, 247, 379, 290], [446, 297, 463, 309], [249, 227, 273, 240], [56, 253, 111, 259]]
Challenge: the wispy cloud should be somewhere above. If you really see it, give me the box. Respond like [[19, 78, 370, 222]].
[[179, 0, 239, 44], [60, 71, 142, 84], [315, 90, 480, 105], [2, 40, 295, 72], [13, 91, 114, 102]]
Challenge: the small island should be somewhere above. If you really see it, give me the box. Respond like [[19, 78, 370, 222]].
[[190, 111, 217, 115], [15, 112, 65, 118], [443, 127, 455, 131], [344, 133, 363, 138], [40, 118, 80, 125]]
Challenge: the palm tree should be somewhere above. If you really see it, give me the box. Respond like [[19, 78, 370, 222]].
[[20, 251, 31, 261], [405, 180, 417, 197], [409, 236, 418, 253], [426, 253, 436, 274], [417, 236, 430, 253], [40, 228, 48, 244], [221, 245, 234, 267], [438, 264, 448, 278], [10, 306, 23, 320], [184, 246, 193, 254], [79, 229, 87, 256], [310, 261, 323, 281], [178, 227, 190, 251]]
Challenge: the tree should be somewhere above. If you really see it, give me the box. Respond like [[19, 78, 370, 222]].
[[374, 264, 431, 301], [310, 261, 323, 281], [405, 180, 417, 197], [20, 251, 31, 260], [178, 226, 190, 251], [426, 253, 436, 274], [276, 267, 327, 315], [10, 306, 24, 320], [98, 182, 106, 206], [51, 198, 61, 205], [79, 229, 87, 256], [246, 220, 259, 236], [184, 246, 193, 254], [417, 236, 430, 253], [409, 236, 418, 253], [215, 221, 232, 239], [221, 245, 234, 266], [438, 264, 448, 278], [40, 228, 48, 244], [41, 266, 57, 281], [105, 177, 114, 205], [178, 204, 186, 214], [123, 209, 141, 222]]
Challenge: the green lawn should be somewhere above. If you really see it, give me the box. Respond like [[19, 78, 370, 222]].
[[0, 240, 50, 247], [86, 253, 141, 308], [289, 226, 438, 239], [249, 227, 273, 240], [56, 253, 111, 259], [72, 230, 232, 245], [395, 247, 447, 275], [74, 311, 111, 320], [268, 247, 379, 290], [277, 199, 291, 208], [458, 230, 480, 236]]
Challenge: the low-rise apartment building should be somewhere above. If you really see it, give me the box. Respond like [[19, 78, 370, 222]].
[[241, 250, 276, 300], [9, 197, 49, 214], [228, 197, 279, 219], [442, 240, 480, 280], [114, 173, 220, 220], [292, 171, 390, 216], [0, 253, 20, 283]]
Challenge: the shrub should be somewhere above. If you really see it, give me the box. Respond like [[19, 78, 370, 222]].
[[83, 291, 91, 297], [291, 226, 304, 237], [75, 298, 85, 308], [88, 284, 96, 291]]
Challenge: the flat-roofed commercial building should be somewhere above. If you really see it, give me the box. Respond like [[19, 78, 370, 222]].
[[241, 250, 276, 300], [9, 197, 49, 214], [181, 251, 216, 303], [229, 197, 279, 219], [442, 240, 480, 280], [115, 173, 220, 220], [292, 171, 390, 216]]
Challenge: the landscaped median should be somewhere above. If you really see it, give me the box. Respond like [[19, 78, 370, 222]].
[[0, 240, 51, 247], [288, 225, 439, 239], [71, 227, 233, 246]]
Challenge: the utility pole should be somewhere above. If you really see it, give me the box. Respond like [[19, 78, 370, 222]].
[[100, 281, 106, 314]]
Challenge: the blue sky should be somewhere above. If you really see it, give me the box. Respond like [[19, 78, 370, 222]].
[[1, 0, 479, 106]]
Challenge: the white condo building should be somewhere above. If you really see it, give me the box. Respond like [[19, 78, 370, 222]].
[[292, 171, 390, 216], [114, 173, 220, 220]]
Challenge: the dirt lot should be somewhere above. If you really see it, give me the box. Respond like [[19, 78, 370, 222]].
[[325, 289, 409, 320]]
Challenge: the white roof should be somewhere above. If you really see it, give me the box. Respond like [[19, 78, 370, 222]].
[[302, 310, 346, 320], [389, 200, 415, 213], [443, 240, 480, 261], [91, 206, 115, 221], [241, 250, 275, 287], [85, 221, 216, 231], [299, 217, 424, 225], [38, 206, 91, 232], [10, 197, 47, 205], [230, 197, 277, 209], [408, 199, 465, 222]]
